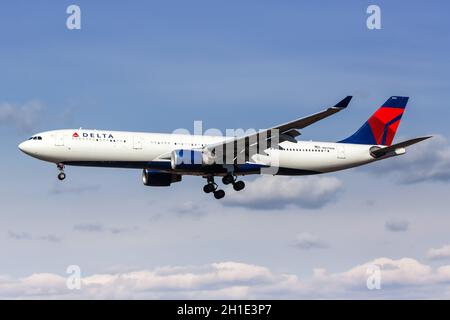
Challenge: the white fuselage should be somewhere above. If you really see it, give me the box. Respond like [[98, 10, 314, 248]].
[[18, 129, 381, 176]]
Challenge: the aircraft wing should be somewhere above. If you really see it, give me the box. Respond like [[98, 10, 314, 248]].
[[204, 96, 352, 162], [270, 96, 352, 136], [370, 136, 432, 158]]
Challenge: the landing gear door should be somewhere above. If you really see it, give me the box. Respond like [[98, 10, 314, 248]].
[[337, 145, 346, 159], [55, 132, 65, 146], [133, 136, 143, 150]]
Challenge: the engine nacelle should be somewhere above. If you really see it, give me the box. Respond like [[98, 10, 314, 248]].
[[170, 149, 215, 169], [142, 169, 182, 187]]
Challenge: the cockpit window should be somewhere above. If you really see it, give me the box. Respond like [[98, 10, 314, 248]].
[[29, 136, 42, 140]]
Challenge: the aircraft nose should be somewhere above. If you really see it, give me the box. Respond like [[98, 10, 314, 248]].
[[18, 141, 29, 153]]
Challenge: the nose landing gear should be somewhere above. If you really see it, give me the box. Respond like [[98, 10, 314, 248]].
[[57, 163, 66, 181]]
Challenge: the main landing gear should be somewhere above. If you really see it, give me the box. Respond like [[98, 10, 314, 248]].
[[203, 174, 246, 200], [57, 163, 66, 181], [222, 174, 245, 191], [203, 177, 225, 199]]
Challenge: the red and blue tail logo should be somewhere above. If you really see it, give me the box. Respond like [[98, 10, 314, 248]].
[[339, 96, 408, 146]]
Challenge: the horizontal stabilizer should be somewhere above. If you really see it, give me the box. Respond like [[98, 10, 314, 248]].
[[370, 136, 432, 158]]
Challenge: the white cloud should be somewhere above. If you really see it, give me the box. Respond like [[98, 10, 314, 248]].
[[0, 261, 285, 299], [3, 257, 450, 299], [223, 176, 343, 210], [427, 245, 450, 260], [300, 257, 450, 298], [293, 233, 328, 250], [385, 219, 409, 232], [73, 223, 104, 232], [173, 201, 206, 217], [37, 235, 62, 243], [368, 135, 450, 184], [0, 101, 44, 133], [50, 184, 101, 195], [73, 223, 138, 235], [8, 230, 61, 243], [8, 231, 32, 240], [321, 258, 434, 288]]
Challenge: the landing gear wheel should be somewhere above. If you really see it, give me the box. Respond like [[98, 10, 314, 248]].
[[222, 175, 235, 185], [56, 163, 66, 181], [203, 184, 216, 193], [213, 189, 225, 199], [203, 176, 218, 194], [233, 180, 245, 191]]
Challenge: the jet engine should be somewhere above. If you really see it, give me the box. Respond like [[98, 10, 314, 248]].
[[170, 149, 215, 169], [142, 169, 182, 187]]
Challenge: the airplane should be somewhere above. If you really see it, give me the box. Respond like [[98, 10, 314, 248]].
[[18, 96, 430, 199]]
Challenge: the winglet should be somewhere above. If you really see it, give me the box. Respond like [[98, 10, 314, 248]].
[[332, 96, 353, 110]]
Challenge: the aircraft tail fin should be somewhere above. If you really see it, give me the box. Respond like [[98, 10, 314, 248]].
[[339, 96, 409, 146]]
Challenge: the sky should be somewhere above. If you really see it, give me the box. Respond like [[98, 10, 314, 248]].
[[0, 0, 450, 299]]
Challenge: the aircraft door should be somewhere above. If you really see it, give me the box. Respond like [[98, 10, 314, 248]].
[[55, 132, 65, 146], [133, 136, 143, 150], [337, 145, 346, 159]]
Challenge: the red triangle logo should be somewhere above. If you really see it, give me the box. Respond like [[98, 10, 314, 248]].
[[73, 132, 79, 138]]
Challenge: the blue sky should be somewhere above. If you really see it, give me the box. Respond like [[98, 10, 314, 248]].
[[1, 1, 450, 298]]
